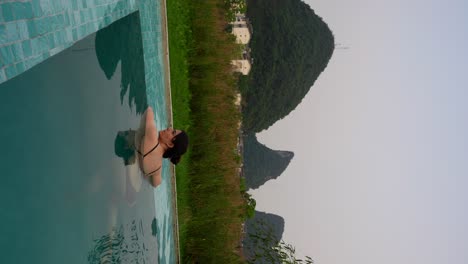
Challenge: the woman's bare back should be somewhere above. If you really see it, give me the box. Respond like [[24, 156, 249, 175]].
[[134, 107, 163, 186]]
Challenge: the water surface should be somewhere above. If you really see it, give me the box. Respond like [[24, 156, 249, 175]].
[[0, 13, 168, 263]]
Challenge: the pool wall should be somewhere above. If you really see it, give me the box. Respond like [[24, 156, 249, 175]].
[[0, 0, 166, 99]]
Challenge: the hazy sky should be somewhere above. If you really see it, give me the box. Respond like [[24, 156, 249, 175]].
[[249, 0, 468, 263]]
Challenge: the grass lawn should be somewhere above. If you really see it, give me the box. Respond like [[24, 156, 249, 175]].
[[166, 0, 247, 262], [166, 0, 192, 259]]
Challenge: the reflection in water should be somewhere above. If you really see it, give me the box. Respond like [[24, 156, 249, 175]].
[[88, 220, 151, 264], [95, 12, 148, 114], [151, 218, 158, 237], [115, 130, 137, 166], [0, 18, 159, 263], [88, 227, 125, 263]]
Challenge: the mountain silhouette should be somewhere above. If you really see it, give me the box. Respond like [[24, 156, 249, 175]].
[[243, 134, 294, 189]]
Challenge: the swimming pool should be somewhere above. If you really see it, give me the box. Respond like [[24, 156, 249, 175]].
[[0, 3, 176, 264]]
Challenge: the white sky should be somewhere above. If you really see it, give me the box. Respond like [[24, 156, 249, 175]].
[[249, 0, 468, 263]]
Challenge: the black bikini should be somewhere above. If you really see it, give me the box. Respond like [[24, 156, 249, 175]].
[[136, 142, 162, 176]]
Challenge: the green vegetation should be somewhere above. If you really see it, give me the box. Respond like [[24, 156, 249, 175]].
[[243, 212, 285, 263], [244, 193, 256, 219], [241, 0, 335, 133], [167, 0, 247, 262], [247, 219, 313, 264], [225, 0, 247, 22], [166, 0, 192, 258], [244, 213, 313, 263], [167, 0, 330, 262]]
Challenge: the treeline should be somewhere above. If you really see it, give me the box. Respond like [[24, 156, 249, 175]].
[[243, 211, 285, 263], [167, 0, 247, 262], [241, 0, 335, 133]]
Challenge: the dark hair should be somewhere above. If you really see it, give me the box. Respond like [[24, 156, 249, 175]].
[[163, 130, 189, 165]]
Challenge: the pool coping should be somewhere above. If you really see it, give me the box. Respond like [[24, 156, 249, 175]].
[[159, 0, 181, 263]]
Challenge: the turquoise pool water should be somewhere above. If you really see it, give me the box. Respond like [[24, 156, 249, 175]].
[[0, 12, 175, 264]]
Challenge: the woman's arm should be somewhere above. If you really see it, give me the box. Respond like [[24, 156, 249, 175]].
[[148, 172, 162, 187], [144, 107, 158, 141], [138, 107, 163, 188]]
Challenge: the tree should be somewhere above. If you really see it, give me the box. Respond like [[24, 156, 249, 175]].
[[244, 193, 257, 219], [245, 219, 313, 264]]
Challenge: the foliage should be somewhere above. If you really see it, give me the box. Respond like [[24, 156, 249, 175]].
[[240, 176, 256, 220], [168, 0, 247, 262], [241, 0, 335, 132], [244, 193, 256, 219], [240, 177, 247, 192], [168, 0, 332, 262], [246, 219, 313, 264], [225, 0, 247, 22], [243, 212, 285, 263]]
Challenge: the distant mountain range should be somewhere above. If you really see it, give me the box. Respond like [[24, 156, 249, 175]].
[[242, 134, 294, 190], [239, 0, 334, 260], [240, 0, 335, 133]]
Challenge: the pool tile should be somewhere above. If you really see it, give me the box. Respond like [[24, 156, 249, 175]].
[[53, 30, 64, 45], [22, 40, 32, 58], [88, 9, 94, 20], [17, 20, 29, 40], [0, 68, 5, 82], [39, 0, 53, 16], [1, 3, 15, 22], [95, 6, 105, 17], [31, 0, 44, 17], [29, 37, 40, 55], [13, 2, 34, 20], [65, 28, 73, 42], [80, 10, 86, 22], [15, 61, 25, 73], [41, 52, 49, 60], [0, 24, 6, 43], [0, 5, 3, 23], [29, 54, 43, 66], [78, 24, 86, 38], [71, 0, 79, 10], [34, 17, 46, 36], [45, 15, 56, 32], [23, 58, 33, 69], [104, 15, 111, 24], [47, 33, 55, 48], [0, 45, 14, 67], [49, 46, 61, 56], [59, 13, 67, 27], [27, 20, 39, 38], [47, 16, 57, 32], [37, 35, 49, 53], [70, 11, 77, 24], [4, 64, 17, 79], [51, 0, 63, 13], [11, 43, 24, 62], [64, 12, 71, 26], [5, 22, 20, 43]]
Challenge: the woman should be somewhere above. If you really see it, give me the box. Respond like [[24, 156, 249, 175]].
[[115, 107, 189, 187]]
